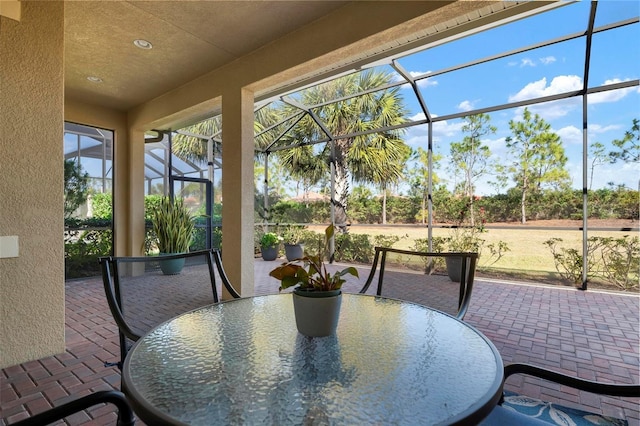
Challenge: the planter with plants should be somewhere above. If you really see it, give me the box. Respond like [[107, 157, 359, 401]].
[[260, 232, 282, 261], [151, 196, 195, 275], [269, 224, 359, 337], [282, 225, 306, 261], [439, 207, 509, 281]]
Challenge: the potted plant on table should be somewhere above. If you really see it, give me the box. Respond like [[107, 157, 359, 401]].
[[151, 196, 195, 275], [282, 225, 306, 261], [269, 224, 359, 337], [260, 232, 282, 261]]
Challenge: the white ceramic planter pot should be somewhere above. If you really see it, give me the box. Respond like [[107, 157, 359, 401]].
[[292, 289, 342, 337]]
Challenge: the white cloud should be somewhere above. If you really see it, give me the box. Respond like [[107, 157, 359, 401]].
[[520, 58, 536, 67], [410, 112, 426, 121], [577, 160, 640, 190], [589, 123, 621, 135], [509, 75, 583, 103], [433, 120, 464, 140], [513, 97, 581, 121], [394, 71, 438, 88], [404, 117, 464, 147], [458, 100, 475, 112], [540, 56, 556, 65], [589, 79, 637, 104], [556, 125, 582, 145]]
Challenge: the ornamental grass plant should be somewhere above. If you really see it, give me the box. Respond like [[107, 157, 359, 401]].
[[151, 196, 195, 254]]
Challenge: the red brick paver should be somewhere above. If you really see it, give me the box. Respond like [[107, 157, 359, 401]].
[[2, 260, 638, 425]]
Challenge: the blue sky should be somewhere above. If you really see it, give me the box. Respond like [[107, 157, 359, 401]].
[[389, 1, 639, 195]]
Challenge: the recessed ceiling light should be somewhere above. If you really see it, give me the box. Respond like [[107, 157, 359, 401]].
[[133, 39, 153, 50], [87, 76, 103, 83]]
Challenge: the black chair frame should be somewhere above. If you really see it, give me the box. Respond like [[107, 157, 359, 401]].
[[359, 247, 479, 319], [99, 249, 240, 369], [12, 390, 135, 426], [502, 363, 640, 400]]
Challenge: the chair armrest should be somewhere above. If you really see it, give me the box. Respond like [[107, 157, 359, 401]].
[[12, 390, 135, 426], [505, 363, 640, 397]]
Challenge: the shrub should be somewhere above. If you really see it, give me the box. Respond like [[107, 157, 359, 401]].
[[91, 192, 113, 219], [334, 233, 373, 264], [65, 229, 112, 278], [544, 236, 639, 290]]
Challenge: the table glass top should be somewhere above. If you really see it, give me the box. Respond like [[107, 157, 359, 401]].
[[124, 294, 501, 425]]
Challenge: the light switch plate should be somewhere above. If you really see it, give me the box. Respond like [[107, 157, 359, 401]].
[[0, 236, 19, 258]]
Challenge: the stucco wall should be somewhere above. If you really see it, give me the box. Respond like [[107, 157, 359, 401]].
[[0, 1, 65, 368]]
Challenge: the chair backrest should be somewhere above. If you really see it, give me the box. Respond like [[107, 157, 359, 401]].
[[359, 247, 478, 319], [99, 249, 240, 368]]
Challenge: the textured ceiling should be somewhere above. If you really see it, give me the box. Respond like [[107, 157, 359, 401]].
[[63, 1, 555, 114], [64, 1, 349, 111]]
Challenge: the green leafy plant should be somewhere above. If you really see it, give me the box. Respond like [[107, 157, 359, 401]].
[[545, 235, 639, 290], [282, 225, 306, 245], [260, 232, 282, 249], [151, 196, 195, 253], [64, 159, 90, 219], [269, 224, 359, 292]]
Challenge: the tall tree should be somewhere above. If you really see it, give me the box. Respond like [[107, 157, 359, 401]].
[[609, 118, 640, 164], [588, 141, 607, 190], [505, 108, 570, 224], [276, 70, 408, 230], [407, 147, 442, 224], [64, 159, 90, 219], [448, 114, 496, 225]]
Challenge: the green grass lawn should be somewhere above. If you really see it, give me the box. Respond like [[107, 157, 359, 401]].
[[322, 224, 636, 290]]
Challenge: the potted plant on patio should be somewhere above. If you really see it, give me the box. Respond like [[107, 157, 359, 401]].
[[282, 225, 306, 261], [269, 224, 359, 337], [442, 206, 509, 281], [151, 196, 195, 274], [260, 232, 282, 261]]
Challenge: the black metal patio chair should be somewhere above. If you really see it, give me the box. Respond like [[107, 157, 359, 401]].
[[480, 363, 640, 425], [359, 247, 478, 319], [99, 249, 240, 369], [12, 390, 135, 426]]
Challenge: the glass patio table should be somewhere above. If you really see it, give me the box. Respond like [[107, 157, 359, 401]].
[[122, 293, 504, 425]]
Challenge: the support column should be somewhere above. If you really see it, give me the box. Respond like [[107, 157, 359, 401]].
[[221, 87, 255, 297]]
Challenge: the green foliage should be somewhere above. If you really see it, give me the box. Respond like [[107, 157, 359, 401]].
[[190, 219, 223, 251], [91, 192, 113, 219], [384, 196, 420, 224], [275, 70, 409, 227], [151, 197, 195, 253], [544, 236, 639, 290], [64, 229, 112, 278], [609, 118, 639, 164], [260, 232, 282, 249], [281, 225, 306, 244], [373, 234, 403, 248], [64, 159, 90, 219], [597, 236, 640, 290], [269, 225, 359, 292], [347, 187, 381, 223], [270, 201, 313, 223], [505, 107, 571, 223], [334, 233, 373, 263], [448, 114, 496, 224], [145, 194, 164, 220]]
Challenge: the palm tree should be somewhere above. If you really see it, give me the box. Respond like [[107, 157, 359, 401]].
[[275, 69, 408, 230]]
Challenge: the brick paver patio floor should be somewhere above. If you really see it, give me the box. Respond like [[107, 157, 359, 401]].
[[2, 259, 638, 425]]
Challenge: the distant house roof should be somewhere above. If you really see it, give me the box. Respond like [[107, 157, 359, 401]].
[[288, 191, 329, 202]]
